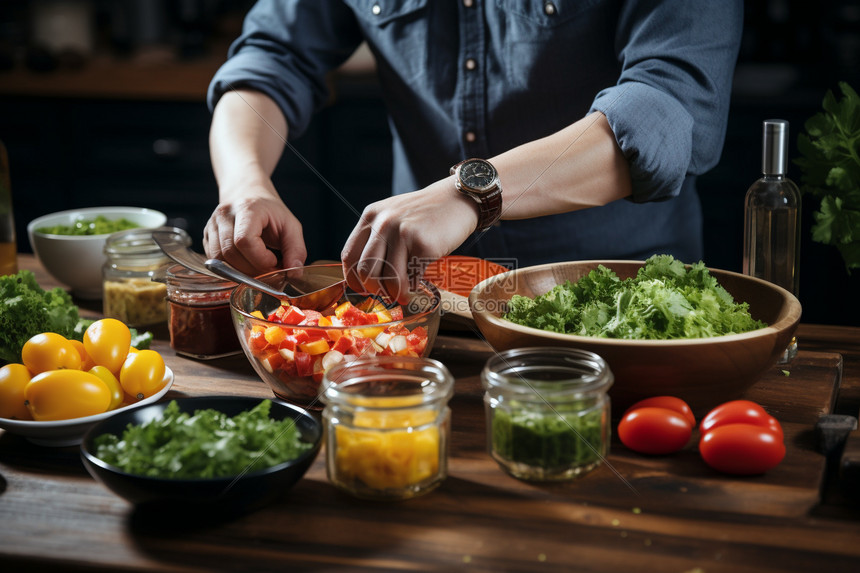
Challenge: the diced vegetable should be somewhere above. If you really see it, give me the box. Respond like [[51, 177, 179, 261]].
[[242, 296, 431, 401]]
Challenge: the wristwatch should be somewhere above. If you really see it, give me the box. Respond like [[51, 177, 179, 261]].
[[450, 158, 503, 232]]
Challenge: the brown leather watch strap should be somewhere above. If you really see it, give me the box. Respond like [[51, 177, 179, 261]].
[[474, 187, 502, 232]]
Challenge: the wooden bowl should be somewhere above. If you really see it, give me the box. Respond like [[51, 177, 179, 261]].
[[469, 261, 802, 414]]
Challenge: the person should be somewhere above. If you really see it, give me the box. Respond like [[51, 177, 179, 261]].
[[204, 0, 743, 303]]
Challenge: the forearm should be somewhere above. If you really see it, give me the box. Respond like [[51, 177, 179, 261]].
[[491, 112, 631, 220], [209, 89, 289, 200]]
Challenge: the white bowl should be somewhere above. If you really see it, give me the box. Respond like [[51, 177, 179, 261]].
[[0, 367, 174, 447], [27, 206, 167, 299]]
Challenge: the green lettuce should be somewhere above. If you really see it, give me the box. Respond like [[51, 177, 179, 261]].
[[503, 255, 765, 340], [0, 270, 81, 363]]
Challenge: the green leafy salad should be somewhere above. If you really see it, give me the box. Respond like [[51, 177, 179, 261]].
[[94, 400, 313, 479], [503, 255, 766, 340], [0, 270, 152, 363], [36, 215, 140, 236]]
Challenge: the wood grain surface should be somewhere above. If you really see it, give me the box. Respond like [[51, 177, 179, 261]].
[[1, 255, 859, 572]]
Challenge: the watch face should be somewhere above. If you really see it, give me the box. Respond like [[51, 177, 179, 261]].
[[460, 160, 497, 193]]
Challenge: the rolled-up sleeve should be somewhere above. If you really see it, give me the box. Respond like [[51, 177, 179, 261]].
[[590, 1, 743, 203], [207, 0, 363, 139]]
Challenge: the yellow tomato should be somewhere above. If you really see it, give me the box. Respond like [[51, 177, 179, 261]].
[[119, 349, 166, 400], [69, 339, 95, 371], [0, 363, 33, 420], [24, 369, 111, 421], [88, 365, 125, 410], [22, 332, 81, 374], [83, 318, 131, 373]]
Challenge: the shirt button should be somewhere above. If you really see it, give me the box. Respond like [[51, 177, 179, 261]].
[[465, 58, 477, 71], [544, 2, 556, 16], [465, 131, 477, 143], [463, 0, 474, 7], [372, 3, 381, 15]]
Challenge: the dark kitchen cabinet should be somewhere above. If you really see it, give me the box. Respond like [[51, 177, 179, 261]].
[[0, 78, 391, 265]]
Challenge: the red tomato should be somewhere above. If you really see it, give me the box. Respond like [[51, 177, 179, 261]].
[[700, 400, 778, 434], [618, 407, 693, 455], [624, 396, 695, 428], [763, 415, 785, 442], [294, 351, 314, 377], [699, 424, 785, 475], [389, 306, 404, 321], [280, 306, 307, 325]]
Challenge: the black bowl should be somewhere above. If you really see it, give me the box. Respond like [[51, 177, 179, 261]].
[[80, 396, 322, 513]]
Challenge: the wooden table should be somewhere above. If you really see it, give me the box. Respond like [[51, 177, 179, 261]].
[[2, 255, 859, 572]]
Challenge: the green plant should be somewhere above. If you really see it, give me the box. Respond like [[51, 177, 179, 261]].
[[795, 81, 860, 273]]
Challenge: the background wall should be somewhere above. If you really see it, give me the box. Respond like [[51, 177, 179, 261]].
[[0, 0, 858, 324], [696, 0, 860, 325]]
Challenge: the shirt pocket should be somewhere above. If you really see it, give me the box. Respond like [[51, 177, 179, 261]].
[[343, 0, 430, 83], [495, 0, 611, 92]]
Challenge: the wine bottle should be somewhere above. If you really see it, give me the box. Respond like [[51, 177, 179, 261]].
[[743, 119, 801, 295], [743, 119, 801, 362]]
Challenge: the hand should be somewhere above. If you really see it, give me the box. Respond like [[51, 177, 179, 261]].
[[203, 180, 307, 277], [341, 177, 479, 304]]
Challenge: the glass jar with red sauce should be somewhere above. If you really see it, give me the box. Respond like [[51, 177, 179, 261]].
[[162, 263, 241, 359]]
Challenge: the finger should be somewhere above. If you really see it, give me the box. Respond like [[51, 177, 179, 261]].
[[346, 220, 390, 298], [342, 220, 374, 293], [380, 239, 411, 305], [356, 238, 388, 299], [203, 218, 219, 259], [231, 210, 277, 275], [272, 222, 307, 270]]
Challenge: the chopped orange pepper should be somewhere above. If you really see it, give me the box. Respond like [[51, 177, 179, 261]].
[[299, 338, 330, 355]]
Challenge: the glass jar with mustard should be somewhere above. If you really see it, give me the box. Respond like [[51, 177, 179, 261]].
[[482, 347, 613, 482], [161, 263, 241, 359], [102, 227, 190, 327], [320, 356, 454, 500]]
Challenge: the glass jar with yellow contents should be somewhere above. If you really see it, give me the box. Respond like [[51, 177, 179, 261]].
[[320, 356, 454, 500], [103, 226, 190, 327]]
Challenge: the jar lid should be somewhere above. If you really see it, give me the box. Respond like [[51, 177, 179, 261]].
[[482, 346, 614, 398], [320, 356, 454, 409], [105, 226, 191, 257], [163, 263, 237, 291]]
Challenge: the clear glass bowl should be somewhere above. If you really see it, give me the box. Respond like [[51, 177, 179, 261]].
[[230, 264, 441, 409]]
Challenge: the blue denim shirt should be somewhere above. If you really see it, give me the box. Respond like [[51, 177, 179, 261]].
[[209, 0, 743, 266]]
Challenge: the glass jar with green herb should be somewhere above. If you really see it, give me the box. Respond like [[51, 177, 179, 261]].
[[482, 347, 613, 481]]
